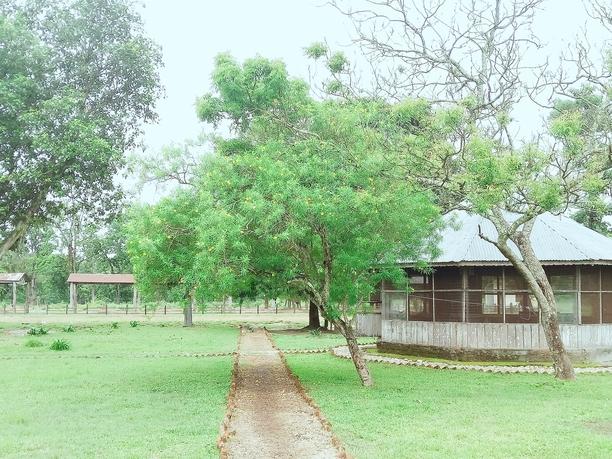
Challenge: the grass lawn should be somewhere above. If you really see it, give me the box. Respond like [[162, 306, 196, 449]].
[[0, 322, 238, 458], [270, 329, 376, 350], [284, 353, 612, 459]]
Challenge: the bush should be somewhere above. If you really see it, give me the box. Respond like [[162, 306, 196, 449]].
[[24, 339, 44, 348], [63, 325, 75, 333], [129, 321, 139, 328], [309, 328, 322, 337], [27, 327, 48, 336], [110, 322, 119, 329], [50, 339, 70, 351]]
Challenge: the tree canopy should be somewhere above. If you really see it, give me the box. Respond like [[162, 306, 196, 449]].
[[0, 0, 163, 257]]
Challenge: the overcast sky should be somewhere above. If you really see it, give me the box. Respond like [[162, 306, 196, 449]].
[[132, 0, 609, 200]]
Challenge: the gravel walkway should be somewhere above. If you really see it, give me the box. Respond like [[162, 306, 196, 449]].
[[332, 345, 612, 375], [223, 329, 341, 459]]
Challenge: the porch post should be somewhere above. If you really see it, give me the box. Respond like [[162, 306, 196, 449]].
[[462, 268, 467, 322], [70, 282, 78, 313], [12, 281, 17, 313]]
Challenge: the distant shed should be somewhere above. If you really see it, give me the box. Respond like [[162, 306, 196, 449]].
[[67, 273, 137, 311], [0, 273, 27, 312]]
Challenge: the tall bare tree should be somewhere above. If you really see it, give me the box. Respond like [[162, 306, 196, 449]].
[[331, 0, 612, 379]]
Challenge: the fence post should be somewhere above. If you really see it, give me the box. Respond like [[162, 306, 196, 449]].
[[144, 302, 147, 315], [65, 303, 68, 314], [164, 303, 167, 314], [126, 302, 128, 314], [105, 303, 108, 315], [46, 303, 49, 314]]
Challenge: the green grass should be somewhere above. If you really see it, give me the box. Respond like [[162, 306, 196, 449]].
[[270, 329, 376, 350], [285, 353, 612, 459], [0, 321, 238, 357], [0, 322, 238, 458]]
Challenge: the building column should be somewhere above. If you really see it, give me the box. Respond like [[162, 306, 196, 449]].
[[132, 286, 139, 309]]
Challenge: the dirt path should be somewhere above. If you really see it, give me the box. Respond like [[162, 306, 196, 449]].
[[223, 329, 340, 459]]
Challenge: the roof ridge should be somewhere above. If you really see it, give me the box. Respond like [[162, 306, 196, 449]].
[[538, 215, 591, 260]]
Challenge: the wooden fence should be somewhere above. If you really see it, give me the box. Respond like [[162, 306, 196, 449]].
[[355, 313, 382, 337]]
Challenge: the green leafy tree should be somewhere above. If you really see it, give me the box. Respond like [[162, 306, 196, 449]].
[[0, 0, 162, 256], [126, 191, 200, 326], [193, 55, 442, 386]]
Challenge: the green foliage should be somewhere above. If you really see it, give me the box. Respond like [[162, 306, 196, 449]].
[[309, 328, 322, 337], [110, 322, 119, 330], [129, 321, 139, 328], [27, 327, 48, 336], [62, 325, 75, 333], [0, 0, 162, 254], [304, 42, 327, 59], [49, 339, 70, 351], [24, 338, 43, 348], [327, 51, 348, 73]]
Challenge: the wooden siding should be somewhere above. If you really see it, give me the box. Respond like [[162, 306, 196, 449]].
[[381, 319, 612, 350], [355, 313, 381, 337]]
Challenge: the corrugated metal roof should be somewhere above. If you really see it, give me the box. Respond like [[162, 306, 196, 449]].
[[0, 273, 26, 284], [67, 273, 135, 284], [411, 210, 612, 265]]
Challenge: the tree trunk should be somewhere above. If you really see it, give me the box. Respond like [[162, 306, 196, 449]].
[[336, 319, 373, 387], [513, 233, 575, 380], [306, 300, 321, 329], [483, 213, 575, 380], [183, 299, 193, 327]]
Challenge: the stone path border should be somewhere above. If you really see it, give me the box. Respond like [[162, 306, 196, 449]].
[[217, 329, 241, 458], [332, 345, 612, 375], [0, 351, 235, 360]]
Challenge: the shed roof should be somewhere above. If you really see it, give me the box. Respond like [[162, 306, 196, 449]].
[[0, 273, 26, 284], [67, 273, 135, 284], [411, 210, 612, 266]]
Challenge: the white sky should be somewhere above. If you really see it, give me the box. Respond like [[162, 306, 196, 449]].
[[132, 0, 609, 201]]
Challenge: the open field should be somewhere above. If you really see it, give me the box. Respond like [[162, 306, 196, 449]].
[[284, 352, 612, 459], [0, 311, 309, 325], [3, 321, 612, 458], [0, 321, 239, 458]]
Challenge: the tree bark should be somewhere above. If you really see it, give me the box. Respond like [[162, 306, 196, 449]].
[[482, 213, 575, 380], [336, 319, 373, 387], [183, 297, 193, 327], [305, 300, 321, 329]]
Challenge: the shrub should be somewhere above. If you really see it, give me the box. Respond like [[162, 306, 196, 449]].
[[27, 327, 48, 336], [309, 328, 322, 337], [50, 339, 70, 351], [110, 322, 119, 329], [24, 339, 44, 348], [63, 325, 75, 333], [129, 321, 139, 328]]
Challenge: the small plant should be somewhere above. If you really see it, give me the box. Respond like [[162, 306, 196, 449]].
[[27, 327, 48, 336], [110, 322, 119, 329], [129, 321, 139, 328], [50, 339, 70, 351], [63, 325, 75, 333], [309, 328, 322, 337], [24, 339, 44, 348]]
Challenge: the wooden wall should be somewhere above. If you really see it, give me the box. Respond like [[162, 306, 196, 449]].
[[355, 313, 382, 337], [381, 319, 612, 350]]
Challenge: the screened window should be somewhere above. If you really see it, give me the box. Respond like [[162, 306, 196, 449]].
[[555, 293, 578, 324], [581, 267, 600, 291], [408, 292, 433, 321], [581, 292, 601, 324], [603, 292, 612, 323], [385, 292, 407, 320], [504, 293, 538, 323], [547, 267, 576, 291], [468, 291, 503, 323], [435, 291, 463, 322], [434, 267, 462, 290]]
